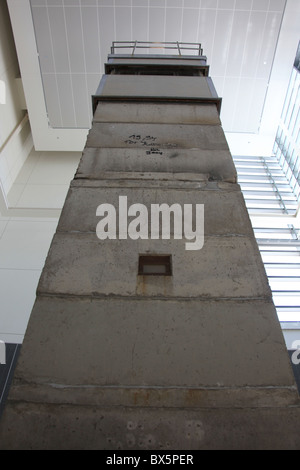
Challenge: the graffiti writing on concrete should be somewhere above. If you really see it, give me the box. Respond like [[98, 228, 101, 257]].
[[146, 148, 163, 155], [124, 135, 158, 146], [124, 135, 178, 154]]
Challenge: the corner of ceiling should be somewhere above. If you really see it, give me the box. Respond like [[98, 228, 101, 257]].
[[7, 0, 88, 152]]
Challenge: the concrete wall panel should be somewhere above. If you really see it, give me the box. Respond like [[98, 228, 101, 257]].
[[93, 102, 221, 125], [98, 75, 214, 99], [86, 122, 229, 150], [36, 234, 271, 299], [3, 401, 300, 450], [57, 185, 251, 236], [76, 148, 236, 182], [12, 296, 294, 389]]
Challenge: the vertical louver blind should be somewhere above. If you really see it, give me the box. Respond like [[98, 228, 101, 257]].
[[233, 154, 300, 322]]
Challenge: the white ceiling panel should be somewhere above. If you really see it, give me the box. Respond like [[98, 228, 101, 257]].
[[64, 7, 86, 73], [201, 0, 217, 8], [56, 73, 76, 126], [149, 7, 165, 41], [7, 0, 300, 152], [165, 8, 183, 41], [46, 6, 69, 73], [233, 76, 258, 132], [210, 9, 235, 76], [252, 0, 268, 10], [235, 0, 252, 9], [72, 73, 91, 127], [257, 11, 283, 79], [115, 7, 132, 40], [98, 6, 115, 61], [226, 10, 249, 76], [81, 6, 101, 73], [132, 7, 149, 41], [220, 0, 235, 8], [182, 9, 200, 43], [247, 78, 268, 131], [197, 8, 216, 60], [42, 73, 63, 125], [30, 5, 54, 73], [240, 10, 266, 78], [219, 75, 239, 129]]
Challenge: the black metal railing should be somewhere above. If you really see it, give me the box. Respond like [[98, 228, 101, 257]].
[[110, 41, 203, 56]]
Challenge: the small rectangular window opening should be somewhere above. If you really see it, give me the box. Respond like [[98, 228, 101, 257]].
[[138, 255, 172, 276]]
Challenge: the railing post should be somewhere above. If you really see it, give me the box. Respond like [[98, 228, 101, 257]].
[[0, 340, 5, 365]]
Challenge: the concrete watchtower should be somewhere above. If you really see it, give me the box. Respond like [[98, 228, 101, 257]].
[[0, 42, 300, 449]]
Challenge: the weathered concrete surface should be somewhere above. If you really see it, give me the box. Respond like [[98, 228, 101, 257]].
[[36, 234, 270, 299], [6, 378, 298, 409], [86, 122, 229, 150], [75, 148, 236, 182], [93, 102, 221, 125], [82, 102, 235, 181], [57, 184, 250, 235], [2, 402, 300, 450], [8, 297, 295, 389], [98, 74, 215, 99]]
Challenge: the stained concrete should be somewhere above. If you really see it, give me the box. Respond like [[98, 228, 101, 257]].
[[36, 234, 270, 299], [93, 102, 221, 125], [57, 184, 250, 235], [96, 75, 216, 100], [86, 122, 229, 150], [2, 403, 300, 450], [75, 148, 236, 182], [9, 296, 295, 389]]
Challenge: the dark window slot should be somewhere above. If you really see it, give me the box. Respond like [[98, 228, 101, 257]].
[[138, 255, 172, 276]]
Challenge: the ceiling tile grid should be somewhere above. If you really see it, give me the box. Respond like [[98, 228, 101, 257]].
[[29, 0, 286, 132]]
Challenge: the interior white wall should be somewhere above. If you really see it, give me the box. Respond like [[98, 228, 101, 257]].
[[7, 0, 88, 152], [0, 0, 33, 202], [281, 324, 300, 350], [0, 147, 81, 344]]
